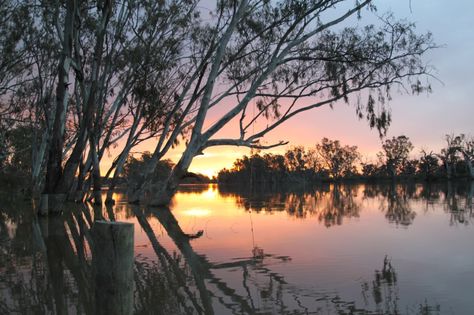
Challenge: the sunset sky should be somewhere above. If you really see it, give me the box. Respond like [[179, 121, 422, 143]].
[[108, 0, 474, 178]]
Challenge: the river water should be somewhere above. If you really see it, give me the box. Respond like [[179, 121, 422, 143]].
[[1, 182, 473, 314]]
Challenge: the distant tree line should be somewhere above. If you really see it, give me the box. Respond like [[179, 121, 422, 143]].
[[217, 134, 474, 185]]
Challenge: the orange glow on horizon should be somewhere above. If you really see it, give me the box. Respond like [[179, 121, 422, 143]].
[[100, 90, 455, 178]]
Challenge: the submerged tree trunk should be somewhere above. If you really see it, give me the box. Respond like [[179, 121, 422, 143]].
[[148, 140, 201, 206], [31, 129, 49, 196], [43, 0, 76, 197], [41, 0, 113, 213], [105, 150, 128, 204], [105, 113, 141, 204], [467, 161, 474, 179], [71, 155, 88, 202]]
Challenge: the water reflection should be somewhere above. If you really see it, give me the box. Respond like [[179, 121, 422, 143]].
[[359, 256, 441, 315], [0, 200, 94, 314], [219, 182, 474, 227], [0, 182, 473, 314], [219, 184, 361, 226]]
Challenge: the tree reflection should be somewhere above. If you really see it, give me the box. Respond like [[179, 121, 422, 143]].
[[380, 184, 417, 226], [135, 205, 296, 314], [0, 200, 93, 314], [220, 184, 361, 227], [359, 256, 440, 315], [442, 181, 474, 226], [315, 184, 360, 227], [0, 186, 464, 314], [137, 206, 442, 314], [220, 181, 474, 228]]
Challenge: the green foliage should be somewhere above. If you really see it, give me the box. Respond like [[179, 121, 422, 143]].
[[0, 1, 34, 96], [219, 141, 359, 185]]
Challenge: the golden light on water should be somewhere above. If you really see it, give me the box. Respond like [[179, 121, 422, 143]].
[[201, 186, 218, 199], [181, 208, 212, 217]]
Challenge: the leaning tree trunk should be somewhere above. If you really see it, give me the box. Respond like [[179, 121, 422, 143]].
[[148, 140, 201, 206], [105, 150, 128, 204], [89, 135, 102, 205], [71, 154, 88, 202], [41, 0, 76, 214], [48, 0, 113, 203], [31, 129, 49, 197], [105, 112, 141, 204]]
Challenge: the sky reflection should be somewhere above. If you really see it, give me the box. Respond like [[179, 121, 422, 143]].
[[1, 183, 473, 314]]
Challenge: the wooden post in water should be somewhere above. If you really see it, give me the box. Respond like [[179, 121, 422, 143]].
[[92, 220, 134, 315]]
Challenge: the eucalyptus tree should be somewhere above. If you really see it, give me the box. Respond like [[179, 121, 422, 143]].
[[284, 146, 307, 173], [379, 135, 413, 178], [139, 0, 436, 205], [0, 1, 61, 193], [0, 1, 33, 98], [315, 137, 360, 179], [438, 134, 463, 179], [459, 135, 474, 179], [419, 149, 440, 180], [70, 0, 199, 204], [33, 0, 199, 209]]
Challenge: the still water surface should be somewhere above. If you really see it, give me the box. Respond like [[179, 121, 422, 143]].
[[1, 183, 473, 314]]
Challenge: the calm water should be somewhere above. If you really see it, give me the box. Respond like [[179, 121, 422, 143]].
[[1, 182, 473, 314]]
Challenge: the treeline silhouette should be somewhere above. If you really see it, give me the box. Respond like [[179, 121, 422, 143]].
[[218, 135, 474, 185]]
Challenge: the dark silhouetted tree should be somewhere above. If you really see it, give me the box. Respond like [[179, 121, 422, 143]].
[[315, 138, 360, 179], [379, 135, 414, 178]]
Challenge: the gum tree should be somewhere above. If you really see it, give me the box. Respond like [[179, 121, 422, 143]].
[[438, 134, 463, 179], [315, 138, 360, 179], [35, 0, 199, 209], [138, 0, 435, 205], [379, 135, 414, 178]]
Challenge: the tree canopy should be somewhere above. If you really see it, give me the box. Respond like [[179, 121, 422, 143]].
[[0, 0, 438, 209]]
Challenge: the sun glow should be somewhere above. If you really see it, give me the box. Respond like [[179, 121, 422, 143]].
[[195, 168, 217, 178], [201, 186, 219, 199]]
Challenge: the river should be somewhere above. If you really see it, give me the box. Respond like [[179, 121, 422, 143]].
[[1, 182, 473, 314]]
